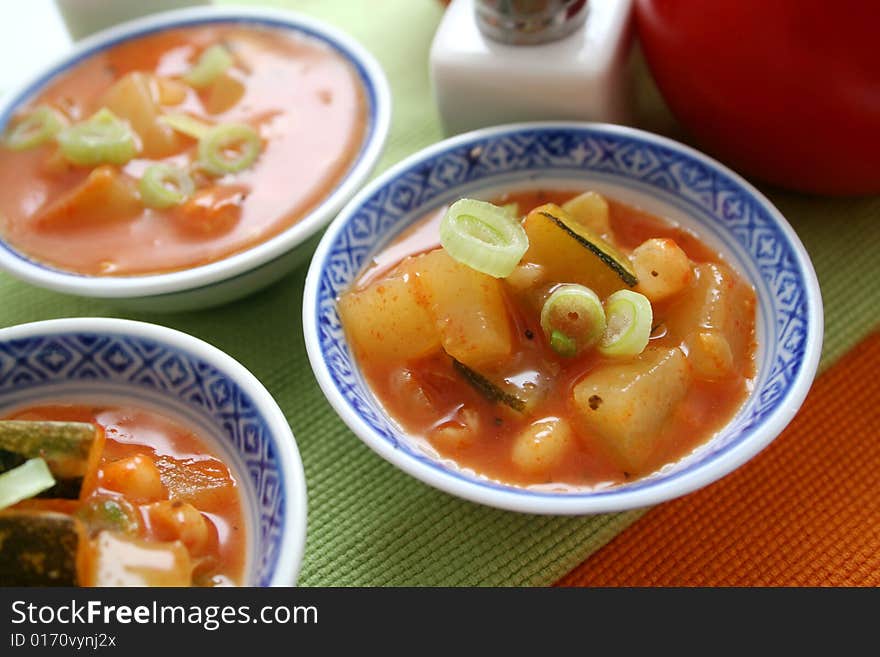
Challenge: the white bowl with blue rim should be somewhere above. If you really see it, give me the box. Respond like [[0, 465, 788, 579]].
[[303, 122, 823, 515], [0, 6, 391, 312], [0, 317, 307, 584]]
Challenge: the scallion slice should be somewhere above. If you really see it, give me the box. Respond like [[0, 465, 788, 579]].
[[550, 330, 577, 358], [197, 123, 261, 175], [540, 283, 606, 357], [598, 289, 653, 357], [56, 108, 137, 166], [183, 44, 234, 88], [139, 164, 195, 209], [439, 198, 529, 278], [4, 106, 63, 151], [0, 458, 55, 511], [158, 112, 211, 140]]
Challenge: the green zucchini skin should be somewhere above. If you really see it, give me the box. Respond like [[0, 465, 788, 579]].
[[0, 511, 83, 585], [539, 210, 639, 287], [0, 421, 96, 498], [452, 359, 527, 412], [0, 421, 96, 474]]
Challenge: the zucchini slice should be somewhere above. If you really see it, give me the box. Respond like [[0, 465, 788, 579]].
[[453, 359, 526, 412], [0, 510, 85, 585], [536, 205, 637, 286], [0, 421, 97, 476], [0, 421, 100, 499], [451, 356, 552, 414]]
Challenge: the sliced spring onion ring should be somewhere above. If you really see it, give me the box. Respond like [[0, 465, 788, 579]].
[[540, 283, 606, 357], [0, 458, 55, 511], [4, 106, 63, 150], [439, 198, 529, 278], [550, 330, 577, 358], [56, 108, 137, 166], [183, 43, 234, 88], [158, 112, 211, 140], [139, 164, 195, 209], [598, 289, 653, 357], [197, 123, 261, 175], [501, 202, 519, 218]]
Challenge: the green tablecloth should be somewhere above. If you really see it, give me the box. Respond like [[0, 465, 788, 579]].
[[1, 0, 877, 586]]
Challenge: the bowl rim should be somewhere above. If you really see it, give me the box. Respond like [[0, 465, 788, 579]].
[[0, 317, 308, 585], [0, 5, 391, 299], [303, 120, 824, 515]]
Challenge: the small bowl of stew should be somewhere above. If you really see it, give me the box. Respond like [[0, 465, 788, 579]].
[[304, 122, 823, 515], [0, 6, 390, 311], [0, 317, 307, 585]]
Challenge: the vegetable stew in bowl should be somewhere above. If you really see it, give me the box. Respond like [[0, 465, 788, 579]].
[[0, 404, 244, 586], [0, 23, 366, 276], [304, 123, 822, 514], [0, 318, 307, 585], [0, 7, 390, 309], [338, 189, 757, 488]]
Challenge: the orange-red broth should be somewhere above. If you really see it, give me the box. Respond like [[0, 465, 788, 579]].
[[8, 403, 245, 586], [341, 190, 757, 489], [0, 25, 366, 275]]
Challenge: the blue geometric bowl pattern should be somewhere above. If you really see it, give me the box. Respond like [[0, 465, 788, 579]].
[[313, 124, 818, 500], [0, 330, 285, 585]]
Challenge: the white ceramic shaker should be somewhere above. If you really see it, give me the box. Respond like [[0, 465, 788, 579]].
[[430, 0, 635, 136]]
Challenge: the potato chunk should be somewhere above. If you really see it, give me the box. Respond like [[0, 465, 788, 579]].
[[338, 263, 441, 362], [100, 72, 183, 158], [685, 330, 734, 380], [572, 347, 691, 471], [665, 263, 756, 377], [204, 74, 246, 114], [156, 77, 188, 105], [562, 191, 613, 239], [504, 262, 545, 291], [84, 531, 192, 587], [410, 249, 513, 368]]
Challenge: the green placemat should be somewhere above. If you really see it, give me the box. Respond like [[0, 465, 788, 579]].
[[0, 0, 877, 586]]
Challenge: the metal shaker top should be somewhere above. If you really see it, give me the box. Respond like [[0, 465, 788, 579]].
[[474, 0, 589, 45]]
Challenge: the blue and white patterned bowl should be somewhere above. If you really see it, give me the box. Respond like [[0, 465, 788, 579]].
[[0, 318, 307, 584], [0, 6, 391, 312], [303, 122, 823, 515]]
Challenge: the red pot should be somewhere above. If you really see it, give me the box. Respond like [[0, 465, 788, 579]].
[[635, 0, 880, 195]]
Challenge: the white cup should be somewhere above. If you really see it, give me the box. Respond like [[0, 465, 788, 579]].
[[55, 0, 211, 40]]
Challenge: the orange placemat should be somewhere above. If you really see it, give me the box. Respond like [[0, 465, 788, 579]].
[[557, 331, 880, 587]]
